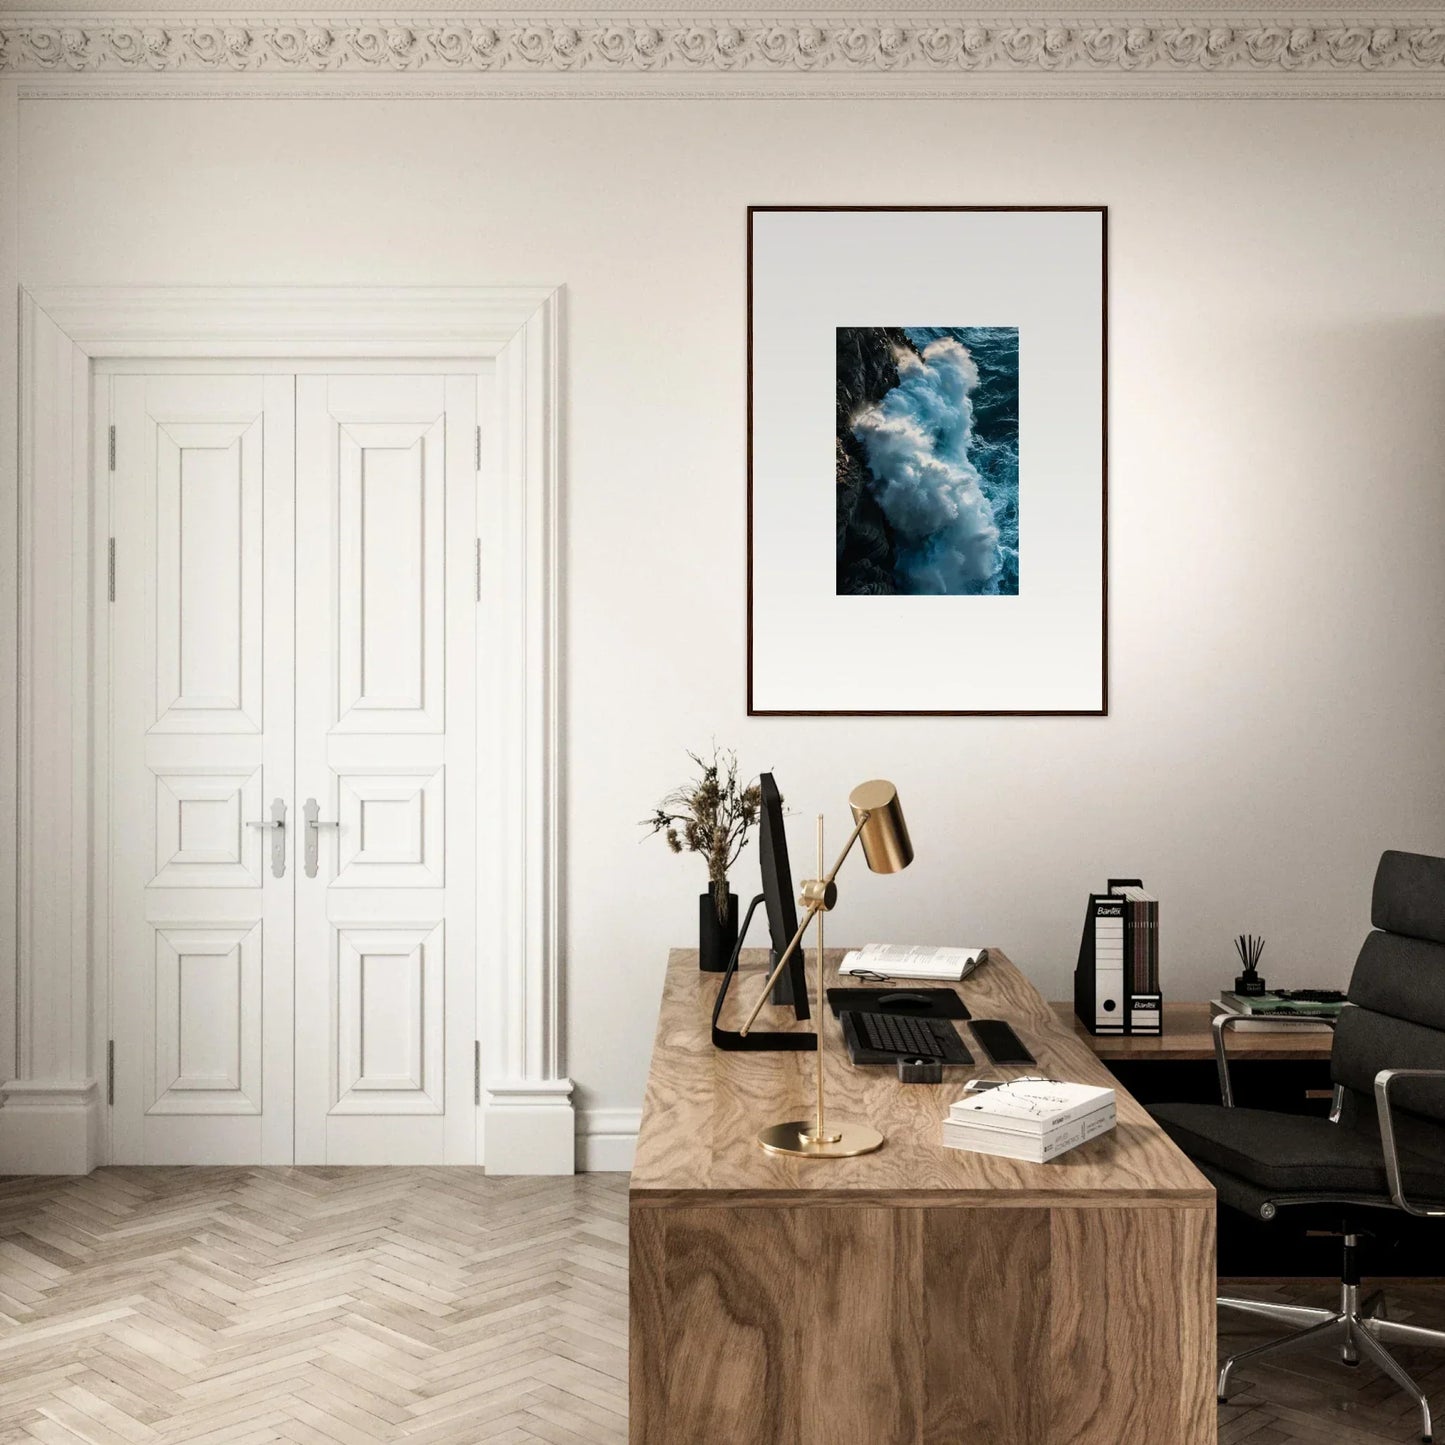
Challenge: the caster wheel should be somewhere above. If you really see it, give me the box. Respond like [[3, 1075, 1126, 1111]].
[[1343, 1358, 1360, 1368], [1217, 1398, 1227, 1405]]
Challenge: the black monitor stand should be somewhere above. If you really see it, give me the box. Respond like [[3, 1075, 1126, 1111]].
[[711, 894, 816, 1052]]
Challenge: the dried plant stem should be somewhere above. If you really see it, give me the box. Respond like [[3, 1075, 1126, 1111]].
[[641, 746, 764, 922]]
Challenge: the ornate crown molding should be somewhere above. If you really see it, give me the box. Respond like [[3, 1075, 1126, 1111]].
[[3, 13, 1445, 86]]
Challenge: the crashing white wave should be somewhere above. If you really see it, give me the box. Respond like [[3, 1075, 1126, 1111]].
[[851, 336, 1005, 596]]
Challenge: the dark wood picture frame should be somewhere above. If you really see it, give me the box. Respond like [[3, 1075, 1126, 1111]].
[[746, 204, 1109, 717]]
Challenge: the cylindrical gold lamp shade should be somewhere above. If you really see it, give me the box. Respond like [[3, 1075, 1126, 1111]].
[[848, 780, 913, 874]]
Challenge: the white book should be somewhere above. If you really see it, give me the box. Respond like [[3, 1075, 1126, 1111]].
[[948, 1079, 1115, 1134], [942, 1102, 1116, 1163], [839, 943, 985, 982], [943, 1102, 1117, 1142]]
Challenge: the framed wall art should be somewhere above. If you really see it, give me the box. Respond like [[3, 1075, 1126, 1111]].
[[747, 205, 1108, 716]]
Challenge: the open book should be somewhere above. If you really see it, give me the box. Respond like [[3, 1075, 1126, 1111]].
[[839, 943, 986, 982]]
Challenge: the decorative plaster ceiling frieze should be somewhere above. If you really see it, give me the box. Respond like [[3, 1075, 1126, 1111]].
[[3, 12, 1445, 92]]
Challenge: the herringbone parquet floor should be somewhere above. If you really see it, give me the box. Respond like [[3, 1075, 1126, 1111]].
[[2, 1168, 1443, 1443], [0, 1169, 628, 1445]]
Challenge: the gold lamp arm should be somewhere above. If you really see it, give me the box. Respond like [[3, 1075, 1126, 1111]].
[[737, 811, 871, 1037]]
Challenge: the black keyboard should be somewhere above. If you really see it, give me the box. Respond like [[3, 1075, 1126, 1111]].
[[841, 1011, 974, 1066]]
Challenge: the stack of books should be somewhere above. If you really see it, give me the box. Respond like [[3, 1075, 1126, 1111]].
[[1210, 990, 1343, 1033], [941, 1080, 1116, 1163]]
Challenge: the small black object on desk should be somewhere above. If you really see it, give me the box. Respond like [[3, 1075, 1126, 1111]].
[[970, 1018, 1036, 1066], [826, 987, 969, 1021], [896, 1058, 944, 1083]]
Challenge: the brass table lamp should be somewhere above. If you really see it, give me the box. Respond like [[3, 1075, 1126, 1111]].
[[739, 779, 913, 1159]]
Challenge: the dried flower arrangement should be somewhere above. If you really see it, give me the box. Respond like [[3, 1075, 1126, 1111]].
[[642, 747, 763, 922]]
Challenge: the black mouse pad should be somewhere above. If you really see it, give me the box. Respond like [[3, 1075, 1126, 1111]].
[[826, 987, 970, 1021]]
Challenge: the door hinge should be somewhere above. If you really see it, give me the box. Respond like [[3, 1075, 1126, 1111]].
[[106, 1040, 115, 1106], [474, 1041, 481, 1106], [474, 538, 482, 603], [475, 424, 482, 472], [107, 538, 116, 602], [107, 425, 116, 472]]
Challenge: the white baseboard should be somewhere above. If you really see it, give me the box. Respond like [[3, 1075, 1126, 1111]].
[[0, 1078, 637, 1176], [577, 1107, 639, 1173], [483, 1079, 576, 1175], [0, 1079, 102, 1175]]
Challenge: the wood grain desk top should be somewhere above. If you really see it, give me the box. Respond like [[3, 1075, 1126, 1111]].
[[1052, 1000, 1335, 1062], [630, 948, 1213, 1207]]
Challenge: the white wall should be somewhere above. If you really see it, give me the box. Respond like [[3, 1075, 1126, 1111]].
[[17, 95, 1445, 1148]]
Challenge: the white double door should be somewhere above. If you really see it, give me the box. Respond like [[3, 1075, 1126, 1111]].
[[108, 369, 479, 1165]]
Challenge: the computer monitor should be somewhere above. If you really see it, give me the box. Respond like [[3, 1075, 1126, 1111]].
[[709, 772, 816, 1051], [758, 773, 810, 1020]]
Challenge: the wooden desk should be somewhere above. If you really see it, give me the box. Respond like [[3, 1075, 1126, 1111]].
[[631, 949, 1217, 1445], [1053, 1000, 1335, 1062]]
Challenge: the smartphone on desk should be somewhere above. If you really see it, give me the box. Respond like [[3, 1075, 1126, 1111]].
[[970, 1018, 1036, 1066]]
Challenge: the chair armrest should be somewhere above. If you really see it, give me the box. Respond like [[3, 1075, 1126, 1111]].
[[1212, 1010, 1338, 1108], [1374, 1068, 1445, 1217]]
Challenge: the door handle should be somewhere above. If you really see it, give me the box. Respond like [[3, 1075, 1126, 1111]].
[[246, 797, 288, 879], [303, 797, 340, 879]]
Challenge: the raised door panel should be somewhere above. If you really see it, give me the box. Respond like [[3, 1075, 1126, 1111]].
[[336, 418, 445, 734], [333, 922, 444, 1113], [151, 767, 264, 888], [149, 923, 262, 1115], [109, 374, 295, 1166], [333, 767, 445, 888], [151, 421, 264, 734]]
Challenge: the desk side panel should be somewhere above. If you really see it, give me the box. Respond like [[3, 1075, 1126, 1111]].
[[629, 1203, 667, 1445], [797, 1206, 924, 1441], [630, 1198, 1215, 1445], [632, 1202, 800, 1444], [1049, 1204, 1216, 1445], [921, 1207, 1051, 1444]]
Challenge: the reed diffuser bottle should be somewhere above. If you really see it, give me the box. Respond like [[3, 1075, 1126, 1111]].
[[1234, 934, 1267, 997]]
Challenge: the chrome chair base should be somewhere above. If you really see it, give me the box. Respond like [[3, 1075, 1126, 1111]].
[[1219, 1281, 1445, 1443]]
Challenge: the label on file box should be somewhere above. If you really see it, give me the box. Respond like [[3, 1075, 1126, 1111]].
[[1094, 907, 1124, 1031], [1130, 995, 1162, 1034]]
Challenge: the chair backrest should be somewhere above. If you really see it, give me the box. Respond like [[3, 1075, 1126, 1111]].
[[1332, 850, 1445, 1128]]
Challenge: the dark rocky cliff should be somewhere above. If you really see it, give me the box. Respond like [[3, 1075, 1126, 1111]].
[[835, 326, 915, 596]]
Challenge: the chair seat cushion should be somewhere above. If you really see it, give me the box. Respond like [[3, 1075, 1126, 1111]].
[[1149, 1102, 1445, 1198]]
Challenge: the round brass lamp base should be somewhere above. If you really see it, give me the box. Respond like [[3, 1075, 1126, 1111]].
[[757, 1119, 884, 1159]]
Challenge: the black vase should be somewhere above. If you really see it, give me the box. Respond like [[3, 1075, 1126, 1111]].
[[699, 888, 739, 972]]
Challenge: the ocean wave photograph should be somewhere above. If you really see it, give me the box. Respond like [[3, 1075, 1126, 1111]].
[[836, 325, 1019, 596]]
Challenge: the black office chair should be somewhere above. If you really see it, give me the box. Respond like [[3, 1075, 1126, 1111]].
[[1150, 849, 1445, 1443]]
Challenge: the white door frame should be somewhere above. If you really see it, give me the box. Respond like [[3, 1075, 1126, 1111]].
[[2, 285, 572, 1175]]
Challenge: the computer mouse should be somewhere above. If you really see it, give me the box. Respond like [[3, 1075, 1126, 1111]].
[[878, 992, 932, 1009]]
